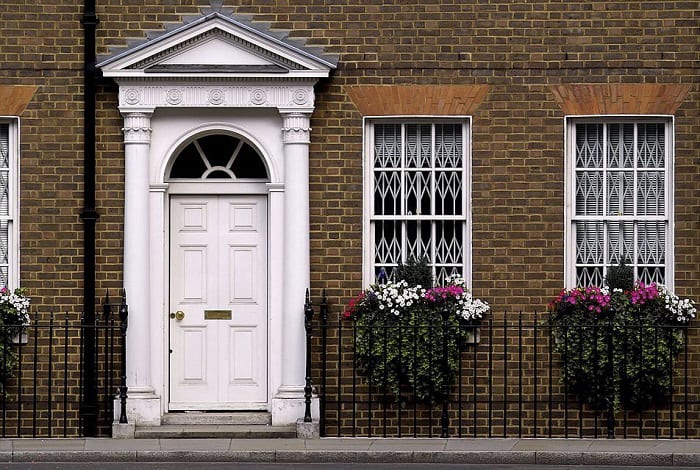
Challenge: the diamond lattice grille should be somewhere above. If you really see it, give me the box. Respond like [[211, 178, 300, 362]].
[[435, 171, 463, 216], [404, 171, 431, 216], [372, 122, 467, 283], [374, 124, 402, 168], [606, 171, 634, 216], [374, 220, 401, 265], [435, 124, 463, 167], [405, 124, 432, 168], [576, 124, 604, 169], [0, 124, 10, 288], [607, 123, 634, 168], [374, 171, 401, 216], [637, 171, 665, 216], [575, 171, 603, 216], [572, 121, 669, 286]]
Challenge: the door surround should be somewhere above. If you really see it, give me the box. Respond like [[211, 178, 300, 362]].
[[98, 9, 335, 427], [150, 121, 285, 423]]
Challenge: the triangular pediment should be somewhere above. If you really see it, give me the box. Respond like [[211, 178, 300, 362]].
[[98, 11, 336, 79], [160, 35, 273, 66]]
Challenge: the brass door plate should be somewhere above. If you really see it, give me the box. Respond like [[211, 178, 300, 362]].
[[204, 309, 232, 320]]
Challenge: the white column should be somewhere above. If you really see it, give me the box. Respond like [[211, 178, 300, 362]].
[[120, 109, 160, 426], [272, 111, 314, 425]]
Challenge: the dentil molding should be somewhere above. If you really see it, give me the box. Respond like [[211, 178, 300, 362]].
[[118, 84, 315, 110]]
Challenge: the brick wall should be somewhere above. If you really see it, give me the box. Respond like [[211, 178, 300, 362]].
[[0, 0, 696, 435], [2, 0, 695, 325]]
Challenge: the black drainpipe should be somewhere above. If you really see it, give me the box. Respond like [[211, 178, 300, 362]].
[[80, 0, 99, 437]]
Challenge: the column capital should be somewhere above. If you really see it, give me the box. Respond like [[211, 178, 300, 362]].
[[280, 111, 312, 144], [121, 110, 154, 144]]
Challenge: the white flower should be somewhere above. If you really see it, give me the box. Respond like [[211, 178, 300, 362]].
[[657, 284, 696, 323]]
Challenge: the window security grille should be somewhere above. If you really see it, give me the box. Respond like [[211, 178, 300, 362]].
[[0, 123, 9, 288], [572, 121, 669, 287], [371, 122, 467, 285]]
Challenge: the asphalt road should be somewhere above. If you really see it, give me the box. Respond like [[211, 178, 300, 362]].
[[0, 464, 697, 470]]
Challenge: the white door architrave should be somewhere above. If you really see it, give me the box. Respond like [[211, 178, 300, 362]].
[[97, 8, 335, 427]]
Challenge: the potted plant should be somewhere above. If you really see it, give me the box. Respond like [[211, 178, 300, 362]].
[[549, 265, 695, 411], [343, 260, 489, 404], [0, 287, 30, 388]]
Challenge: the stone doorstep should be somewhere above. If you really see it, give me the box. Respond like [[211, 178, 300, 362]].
[[134, 424, 297, 439], [161, 411, 272, 426]]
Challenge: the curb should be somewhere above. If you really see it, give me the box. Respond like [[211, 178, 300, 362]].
[[4, 449, 700, 465]]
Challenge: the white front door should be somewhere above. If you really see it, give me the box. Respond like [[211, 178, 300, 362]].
[[169, 195, 268, 410]]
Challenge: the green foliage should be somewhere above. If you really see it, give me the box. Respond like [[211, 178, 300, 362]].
[[345, 277, 489, 405], [353, 305, 462, 404], [605, 261, 634, 292], [394, 257, 433, 288], [549, 284, 693, 412], [0, 288, 30, 389]]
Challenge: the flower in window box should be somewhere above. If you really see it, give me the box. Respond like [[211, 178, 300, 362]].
[[549, 280, 695, 412], [344, 270, 489, 405], [0, 288, 31, 388]]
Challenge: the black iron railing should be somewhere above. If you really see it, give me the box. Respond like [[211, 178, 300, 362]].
[[0, 293, 127, 437], [312, 307, 700, 439]]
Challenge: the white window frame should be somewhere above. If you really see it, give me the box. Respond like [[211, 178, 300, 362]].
[[362, 116, 472, 287], [0, 118, 19, 289], [564, 115, 674, 289]]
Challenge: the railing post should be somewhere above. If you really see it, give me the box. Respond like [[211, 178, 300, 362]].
[[440, 307, 450, 438], [303, 289, 314, 422], [118, 290, 129, 424]]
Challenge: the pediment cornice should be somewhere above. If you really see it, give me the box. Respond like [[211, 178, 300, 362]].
[[98, 12, 336, 81]]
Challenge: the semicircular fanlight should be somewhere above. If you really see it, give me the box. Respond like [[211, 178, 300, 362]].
[[169, 134, 268, 180]]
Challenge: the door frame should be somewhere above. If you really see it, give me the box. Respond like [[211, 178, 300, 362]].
[[167, 192, 270, 411]]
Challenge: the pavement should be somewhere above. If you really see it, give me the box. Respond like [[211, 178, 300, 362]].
[[2, 437, 700, 466]]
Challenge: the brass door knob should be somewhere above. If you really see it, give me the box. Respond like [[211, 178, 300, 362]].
[[170, 310, 185, 320]]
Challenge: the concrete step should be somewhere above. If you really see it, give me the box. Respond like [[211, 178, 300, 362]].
[[161, 412, 271, 426], [134, 424, 296, 439]]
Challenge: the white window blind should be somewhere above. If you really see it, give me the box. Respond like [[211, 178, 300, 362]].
[[571, 121, 670, 287], [370, 121, 468, 285]]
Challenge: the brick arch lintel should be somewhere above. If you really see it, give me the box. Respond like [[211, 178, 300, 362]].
[[346, 84, 489, 116], [548, 84, 692, 116], [0, 86, 39, 116]]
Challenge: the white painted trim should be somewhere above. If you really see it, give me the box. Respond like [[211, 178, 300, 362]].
[[667, 116, 676, 289], [0, 118, 20, 289], [361, 117, 473, 287], [115, 83, 318, 111], [167, 181, 269, 195], [103, 13, 324, 422], [563, 115, 675, 289], [157, 122, 280, 184]]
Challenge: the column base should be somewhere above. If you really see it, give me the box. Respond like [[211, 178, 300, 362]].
[[271, 393, 319, 426], [113, 389, 161, 427]]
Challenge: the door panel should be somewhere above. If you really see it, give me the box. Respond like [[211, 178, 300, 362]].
[[170, 195, 268, 410]]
